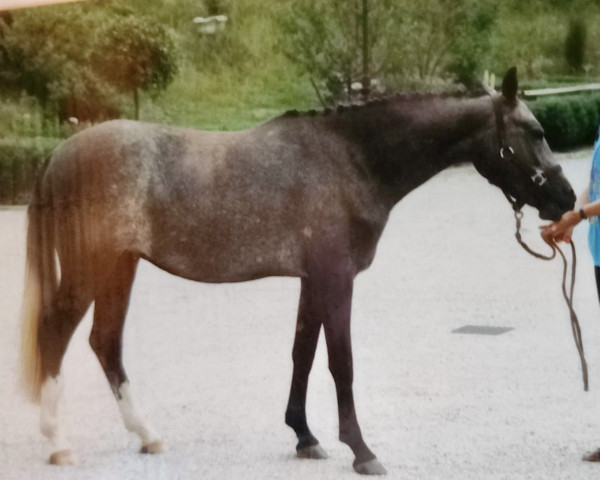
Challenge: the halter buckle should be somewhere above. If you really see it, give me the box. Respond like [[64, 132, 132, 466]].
[[531, 168, 547, 186]]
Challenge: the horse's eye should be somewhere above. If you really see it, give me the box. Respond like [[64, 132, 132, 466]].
[[532, 129, 544, 140]]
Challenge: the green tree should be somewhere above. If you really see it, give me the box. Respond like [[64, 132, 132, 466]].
[[279, 0, 497, 98], [0, 6, 117, 122], [279, 0, 359, 102], [279, 0, 396, 102], [565, 17, 587, 73], [0, 5, 179, 123], [385, 0, 495, 86], [92, 16, 179, 120], [448, 2, 496, 86]]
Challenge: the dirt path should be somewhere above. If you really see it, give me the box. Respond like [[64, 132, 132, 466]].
[[2, 152, 600, 480]]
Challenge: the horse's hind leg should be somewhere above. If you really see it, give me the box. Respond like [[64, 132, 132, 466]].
[[38, 280, 93, 465], [89, 251, 163, 454], [285, 278, 328, 459]]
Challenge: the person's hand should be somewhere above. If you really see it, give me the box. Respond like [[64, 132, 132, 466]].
[[553, 225, 574, 243], [539, 210, 581, 243]]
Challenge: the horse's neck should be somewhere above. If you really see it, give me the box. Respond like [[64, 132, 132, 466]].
[[342, 96, 493, 204]]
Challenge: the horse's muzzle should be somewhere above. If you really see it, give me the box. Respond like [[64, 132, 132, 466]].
[[538, 187, 575, 221]]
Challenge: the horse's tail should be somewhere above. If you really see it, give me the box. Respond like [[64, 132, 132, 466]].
[[20, 164, 57, 402]]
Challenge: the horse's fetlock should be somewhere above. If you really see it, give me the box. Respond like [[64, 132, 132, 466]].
[[339, 428, 363, 449], [339, 431, 351, 445]]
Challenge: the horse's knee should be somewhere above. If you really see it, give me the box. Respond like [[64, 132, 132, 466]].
[[328, 361, 353, 387]]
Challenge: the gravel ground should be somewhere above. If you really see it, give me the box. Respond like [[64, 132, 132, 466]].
[[3, 152, 600, 480]]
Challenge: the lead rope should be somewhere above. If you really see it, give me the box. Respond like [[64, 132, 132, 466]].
[[512, 206, 589, 391]]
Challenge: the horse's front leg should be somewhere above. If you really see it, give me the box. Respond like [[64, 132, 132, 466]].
[[285, 278, 328, 459], [308, 264, 386, 475]]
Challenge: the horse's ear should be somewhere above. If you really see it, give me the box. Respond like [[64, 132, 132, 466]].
[[501, 67, 518, 104]]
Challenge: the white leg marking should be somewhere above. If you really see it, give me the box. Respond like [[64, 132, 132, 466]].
[[40, 375, 73, 457], [116, 382, 161, 446]]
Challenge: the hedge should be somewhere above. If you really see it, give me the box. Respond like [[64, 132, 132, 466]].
[[0, 137, 59, 204], [528, 93, 600, 151]]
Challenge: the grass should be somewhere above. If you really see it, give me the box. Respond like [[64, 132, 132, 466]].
[[116, 0, 320, 131], [144, 58, 318, 131]]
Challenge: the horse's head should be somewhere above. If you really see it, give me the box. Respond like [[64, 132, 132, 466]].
[[473, 68, 575, 221]]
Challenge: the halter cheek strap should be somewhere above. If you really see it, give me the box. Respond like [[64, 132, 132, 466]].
[[490, 95, 548, 193]]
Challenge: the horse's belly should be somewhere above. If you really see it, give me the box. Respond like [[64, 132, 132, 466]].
[[146, 232, 305, 283]]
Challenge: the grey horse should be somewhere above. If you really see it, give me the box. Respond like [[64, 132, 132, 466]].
[[20, 68, 575, 474]]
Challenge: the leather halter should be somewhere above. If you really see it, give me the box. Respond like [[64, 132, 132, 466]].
[[489, 94, 550, 213]]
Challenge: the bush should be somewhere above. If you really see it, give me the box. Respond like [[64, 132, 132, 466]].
[[0, 137, 59, 204], [528, 93, 600, 151]]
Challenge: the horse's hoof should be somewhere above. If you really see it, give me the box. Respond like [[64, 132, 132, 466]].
[[48, 449, 77, 466], [297, 443, 328, 459], [141, 441, 164, 454], [583, 448, 600, 462], [353, 458, 387, 475]]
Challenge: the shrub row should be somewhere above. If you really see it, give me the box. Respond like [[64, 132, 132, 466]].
[[0, 137, 59, 204], [528, 93, 600, 151]]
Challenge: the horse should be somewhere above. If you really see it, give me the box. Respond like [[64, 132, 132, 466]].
[[19, 67, 575, 475]]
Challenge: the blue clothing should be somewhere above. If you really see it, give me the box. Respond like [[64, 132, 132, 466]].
[[588, 126, 600, 266]]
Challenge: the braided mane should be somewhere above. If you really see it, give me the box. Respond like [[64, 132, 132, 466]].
[[281, 88, 490, 120]]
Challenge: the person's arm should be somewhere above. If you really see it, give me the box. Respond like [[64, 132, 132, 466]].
[[577, 187, 589, 209], [578, 187, 600, 218]]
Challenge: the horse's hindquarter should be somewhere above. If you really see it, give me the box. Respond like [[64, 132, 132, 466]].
[[43, 121, 158, 257]]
